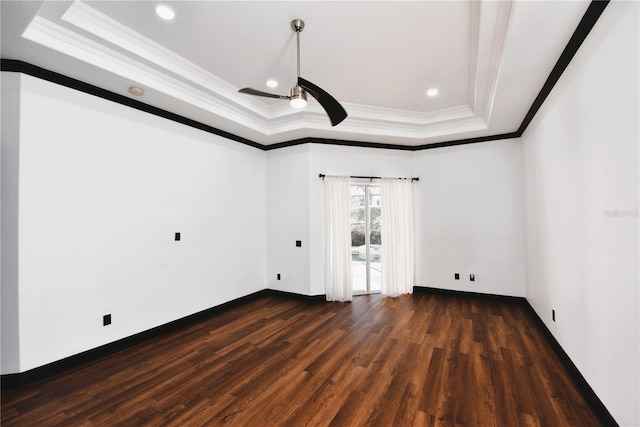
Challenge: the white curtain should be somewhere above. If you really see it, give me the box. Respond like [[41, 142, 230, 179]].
[[380, 178, 415, 296], [324, 176, 352, 302]]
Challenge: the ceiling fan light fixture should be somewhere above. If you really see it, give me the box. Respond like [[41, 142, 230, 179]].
[[289, 86, 307, 108]]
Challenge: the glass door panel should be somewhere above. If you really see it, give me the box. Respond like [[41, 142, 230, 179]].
[[368, 186, 382, 293], [350, 184, 381, 295], [350, 185, 367, 294]]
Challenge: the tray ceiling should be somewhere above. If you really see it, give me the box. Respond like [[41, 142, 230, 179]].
[[1, 1, 593, 147]]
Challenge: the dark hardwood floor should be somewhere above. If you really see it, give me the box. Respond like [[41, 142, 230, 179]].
[[2, 292, 601, 426]]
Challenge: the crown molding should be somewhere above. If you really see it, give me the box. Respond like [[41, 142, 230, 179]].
[[481, 0, 513, 123], [22, 15, 271, 133], [61, 1, 254, 111], [471, 0, 513, 123], [516, 0, 609, 134], [468, 0, 481, 110]]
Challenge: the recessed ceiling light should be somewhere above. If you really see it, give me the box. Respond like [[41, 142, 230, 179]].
[[155, 5, 175, 20], [427, 88, 439, 97], [266, 79, 278, 88]]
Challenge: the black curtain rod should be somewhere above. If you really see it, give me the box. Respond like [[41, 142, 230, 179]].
[[318, 174, 419, 182]]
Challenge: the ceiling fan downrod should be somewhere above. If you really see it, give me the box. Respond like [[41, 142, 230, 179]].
[[290, 19, 306, 107], [291, 19, 304, 78]]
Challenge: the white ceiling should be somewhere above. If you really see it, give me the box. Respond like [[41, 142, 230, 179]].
[[1, 1, 592, 147]]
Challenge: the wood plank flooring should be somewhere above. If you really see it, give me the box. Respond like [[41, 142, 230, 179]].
[[1, 292, 601, 426]]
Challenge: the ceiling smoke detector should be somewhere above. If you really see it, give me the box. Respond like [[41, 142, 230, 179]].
[[129, 86, 144, 96]]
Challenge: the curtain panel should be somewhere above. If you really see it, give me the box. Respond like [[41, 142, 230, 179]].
[[380, 178, 415, 296], [323, 176, 353, 302]]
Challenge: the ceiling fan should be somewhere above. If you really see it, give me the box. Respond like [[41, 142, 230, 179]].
[[238, 19, 348, 127]]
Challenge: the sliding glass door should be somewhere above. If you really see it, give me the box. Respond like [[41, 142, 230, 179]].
[[350, 184, 381, 294]]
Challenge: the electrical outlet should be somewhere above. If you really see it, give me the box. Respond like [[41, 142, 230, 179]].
[[454, 273, 460, 280], [277, 274, 281, 280], [175, 232, 181, 241], [103, 314, 112, 326], [552, 309, 556, 322], [295, 240, 302, 247], [470, 274, 475, 282]]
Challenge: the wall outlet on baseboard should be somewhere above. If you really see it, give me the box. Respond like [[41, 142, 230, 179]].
[[103, 314, 112, 326], [470, 274, 475, 282], [277, 273, 281, 280], [454, 273, 459, 280], [552, 309, 555, 322]]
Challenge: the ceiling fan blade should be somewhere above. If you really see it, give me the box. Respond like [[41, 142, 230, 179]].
[[298, 77, 348, 126], [238, 88, 290, 100]]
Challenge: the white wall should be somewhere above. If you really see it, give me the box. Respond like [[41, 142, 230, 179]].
[[1, 72, 22, 373], [267, 142, 525, 298], [521, 2, 639, 425], [413, 139, 525, 296], [265, 144, 312, 294], [2, 74, 267, 373]]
